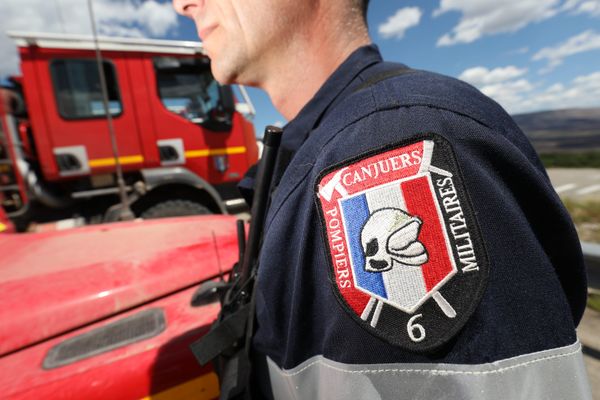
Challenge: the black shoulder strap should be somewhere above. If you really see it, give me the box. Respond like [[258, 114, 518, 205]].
[[353, 65, 415, 93]]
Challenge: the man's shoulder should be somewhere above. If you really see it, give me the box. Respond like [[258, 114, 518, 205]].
[[305, 64, 537, 171], [303, 64, 542, 192], [322, 65, 516, 138]]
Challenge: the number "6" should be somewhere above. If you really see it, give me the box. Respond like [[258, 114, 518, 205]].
[[407, 314, 426, 342]]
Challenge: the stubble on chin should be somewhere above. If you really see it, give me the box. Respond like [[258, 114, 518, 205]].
[[209, 59, 235, 85], [209, 47, 253, 86]]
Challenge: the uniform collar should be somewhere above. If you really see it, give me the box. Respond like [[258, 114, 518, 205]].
[[280, 44, 383, 152]]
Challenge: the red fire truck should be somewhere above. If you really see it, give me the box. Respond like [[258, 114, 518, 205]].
[[0, 32, 258, 231]]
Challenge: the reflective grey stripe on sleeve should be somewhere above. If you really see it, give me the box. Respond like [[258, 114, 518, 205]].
[[267, 341, 592, 400]]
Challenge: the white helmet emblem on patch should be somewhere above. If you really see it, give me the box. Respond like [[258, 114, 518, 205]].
[[361, 208, 428, 273]]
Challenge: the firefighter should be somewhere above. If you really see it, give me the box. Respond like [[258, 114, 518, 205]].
[[173, 0, 592, 398]]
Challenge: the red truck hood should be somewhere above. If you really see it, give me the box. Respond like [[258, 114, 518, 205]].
[[0, 216, 238, 356]]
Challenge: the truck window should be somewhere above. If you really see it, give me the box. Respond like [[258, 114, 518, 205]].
[[153, 57, 220, 124], [50, 60, 122, 119]]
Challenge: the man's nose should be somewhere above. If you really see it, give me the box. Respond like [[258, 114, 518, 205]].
[[172, 0, 203, 18]]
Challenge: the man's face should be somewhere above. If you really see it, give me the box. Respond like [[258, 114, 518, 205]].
[[173, 0, 313, 85]]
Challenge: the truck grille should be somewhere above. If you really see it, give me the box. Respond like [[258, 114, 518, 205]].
[[0, 115, 24, 211]]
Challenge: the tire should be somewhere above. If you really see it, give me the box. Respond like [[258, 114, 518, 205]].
[[11, 216, 30, 233], [140, 200, 211, 219]]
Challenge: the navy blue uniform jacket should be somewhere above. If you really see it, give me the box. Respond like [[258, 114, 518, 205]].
[[243, 45, 591, 399]]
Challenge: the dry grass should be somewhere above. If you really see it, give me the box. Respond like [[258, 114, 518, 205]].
[[540, 151, 600, 168], [589, 292, 600, 312], [562, 198, 600, 243]]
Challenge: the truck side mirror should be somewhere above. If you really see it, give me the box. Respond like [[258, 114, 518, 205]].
[[219, 85, 235, 116], [203, 85, 234, 132]]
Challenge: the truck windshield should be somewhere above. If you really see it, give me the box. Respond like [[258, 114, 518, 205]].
[[153, 57, 220, 124]]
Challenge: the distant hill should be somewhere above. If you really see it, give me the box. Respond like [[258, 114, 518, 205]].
[[512, 108, 600, 153], [513, 108, 600, 132]]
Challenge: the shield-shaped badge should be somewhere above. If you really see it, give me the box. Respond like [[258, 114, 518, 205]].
[[316, 134, 488, 351]]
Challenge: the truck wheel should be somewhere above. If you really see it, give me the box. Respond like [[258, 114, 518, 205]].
[[140, 200, 211, 219]]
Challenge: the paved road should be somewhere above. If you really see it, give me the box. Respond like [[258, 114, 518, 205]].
[[547, 168, 600, 200]]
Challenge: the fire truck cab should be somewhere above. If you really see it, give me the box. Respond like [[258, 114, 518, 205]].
[[0, 32, 258, 230]]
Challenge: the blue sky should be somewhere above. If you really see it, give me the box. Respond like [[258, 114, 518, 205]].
[[1, 0, 600, 134]]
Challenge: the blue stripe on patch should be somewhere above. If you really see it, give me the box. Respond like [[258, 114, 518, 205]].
[[341, 194, 387, 299]]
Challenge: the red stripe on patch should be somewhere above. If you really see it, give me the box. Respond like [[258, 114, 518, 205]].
[[401, 176, 454, 291], [346, 289, 371, 315]]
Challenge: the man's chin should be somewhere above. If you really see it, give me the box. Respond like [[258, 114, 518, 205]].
[[209, 56, 245, 86], [209, 63, 231, 85]]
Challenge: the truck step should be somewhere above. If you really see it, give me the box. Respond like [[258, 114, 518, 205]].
[[71, 186, 132, 199], [0, 185, 19, 192]]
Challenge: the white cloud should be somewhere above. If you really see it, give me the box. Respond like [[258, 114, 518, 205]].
[[508, 47, 530, 55], [459, 65, 600, 113], [519, 71, 600, 111], [434, 0, 560, 46], [433, 0, 600, 46], [479, 79, 535, 110], [459, 66, 528, 86], [0, 0, 178, 77], [93, 0, 177, 37], [138, 1, 178, 36], [532, 30, 600, 72], [378, 7, 423, 40], [562, 0, 600, 16]]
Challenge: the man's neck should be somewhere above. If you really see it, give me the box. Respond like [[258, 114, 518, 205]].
[[260, 21, 371, 121]]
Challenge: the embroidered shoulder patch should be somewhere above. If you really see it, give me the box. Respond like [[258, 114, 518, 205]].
[[315, 134, 489, 352]]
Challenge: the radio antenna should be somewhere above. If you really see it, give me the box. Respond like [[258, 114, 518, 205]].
[[86, 0, 134, 221]]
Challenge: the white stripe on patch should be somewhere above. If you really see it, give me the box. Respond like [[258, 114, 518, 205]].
[[371, 300, 384, 328], [365, 182, 406, 211], [383, 265, 428, 310], [365, 184, 428, 310], [361, 297, 377, 320], [419, 140, 435, 174]]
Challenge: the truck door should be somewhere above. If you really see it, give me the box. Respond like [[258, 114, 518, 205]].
[[45, 56, 142, 177], [144, 56, 249, 188]]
